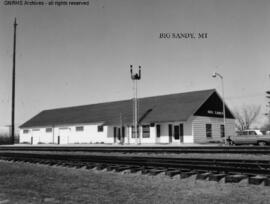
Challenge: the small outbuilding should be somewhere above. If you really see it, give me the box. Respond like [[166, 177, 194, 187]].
[[19, 89, 235, 144]]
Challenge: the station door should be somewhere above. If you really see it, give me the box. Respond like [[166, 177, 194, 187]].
[[173, 124, 184, 143]]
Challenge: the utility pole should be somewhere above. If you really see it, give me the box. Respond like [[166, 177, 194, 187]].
[[130, 65, 141, 144], [11, 18, 17, 144]]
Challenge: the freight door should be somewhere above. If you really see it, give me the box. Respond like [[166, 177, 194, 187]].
[[32, 129, 41, 144], [59, 128, 70, 144]]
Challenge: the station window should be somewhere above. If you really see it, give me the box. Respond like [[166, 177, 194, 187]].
[[97, 125, 104, 132], [220, 125, 225, 138], [142, 125, 150, 138], [23, 129, 29, 134], [206, 124, 212, 138], [76, 126, 84, 132], [131, 126, 139, 138], [46, 128, 52, 133]]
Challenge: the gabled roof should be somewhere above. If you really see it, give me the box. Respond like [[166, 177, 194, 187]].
[[20, 89, 229, 128]]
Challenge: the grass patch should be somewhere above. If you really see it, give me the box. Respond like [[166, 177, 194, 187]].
[[0, 161, 270, 204]]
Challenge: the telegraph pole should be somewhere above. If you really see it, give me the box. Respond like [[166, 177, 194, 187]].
[[130, 65, 141, 144], [11, 18, 17, 144]]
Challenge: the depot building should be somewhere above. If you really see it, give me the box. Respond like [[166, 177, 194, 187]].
[[19, 89, 235, 145]]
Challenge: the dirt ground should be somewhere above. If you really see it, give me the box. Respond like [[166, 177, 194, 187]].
[[0, 160, 270, 204]]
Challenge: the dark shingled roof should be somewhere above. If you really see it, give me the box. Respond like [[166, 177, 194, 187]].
[[20, 89, 218, 128]]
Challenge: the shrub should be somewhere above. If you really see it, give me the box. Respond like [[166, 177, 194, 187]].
[[0, 134, 20, 145]]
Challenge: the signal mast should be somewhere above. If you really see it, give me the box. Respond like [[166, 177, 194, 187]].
[[11, 18, 17, 144], [130, 65, 141, 144]]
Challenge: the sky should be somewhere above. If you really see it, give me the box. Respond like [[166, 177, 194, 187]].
[[0, 0, 270, 129]]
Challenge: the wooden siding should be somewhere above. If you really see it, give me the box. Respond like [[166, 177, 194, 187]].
[[192, 116, 235, 143]]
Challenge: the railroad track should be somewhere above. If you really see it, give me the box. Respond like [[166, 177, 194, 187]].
[[1, 145, 270, 154], [0, 151, 270, 186]]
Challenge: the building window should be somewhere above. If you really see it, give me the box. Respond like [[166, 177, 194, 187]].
[[76, 126, 84, 132], [142, 125, 150, 138], [131, 126, 139, 138], [46, 128, 52, 133], [98, 125, 104, 132], [206, 124, 212, 138], [32, 129, 40, 131], [220, 125, 225, 138], [23, 129, 29, 134]]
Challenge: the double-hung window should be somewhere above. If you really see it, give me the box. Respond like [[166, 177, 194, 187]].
[[206, 124, 212, 138], [76, 126, 84, 132], [142, 125, 150, 138]]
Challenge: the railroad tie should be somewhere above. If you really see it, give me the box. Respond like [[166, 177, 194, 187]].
[[105, 165, 118, 171], [114, 166, 131, 172], [74, 163, 86, 169], [141, 168, 151, 175], [86, 164, 96, 170], [208, 174, 226, 182], [248, 175, 268, 185], [48, 161, 57, 166], [55, 161, 65, 166], [165, 169, 181, 177], [65, 162, 75, 167], [148, 169, 165, 176], [225, 174, 248, 183], [130, 166, 144, 173], [95, 164, 107, 170], [180, 170, 197, 179], [196, 172, 212, 180], [263, 177, 270, 186]]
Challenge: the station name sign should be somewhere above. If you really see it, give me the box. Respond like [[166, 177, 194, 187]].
[[207, 110, 223, 116]]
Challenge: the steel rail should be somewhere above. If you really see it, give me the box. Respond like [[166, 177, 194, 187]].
[[0, 152, 270, 176], [1, 146, 270, 154]]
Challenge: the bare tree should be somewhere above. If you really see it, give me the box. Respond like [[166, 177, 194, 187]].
[[261, 123, 270, 133], [234, 105, 261, 131]]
